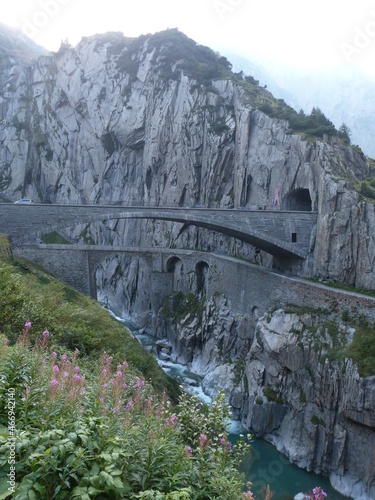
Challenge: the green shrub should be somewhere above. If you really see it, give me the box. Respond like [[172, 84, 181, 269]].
[[0, 337, 251, 499], [262, 385, 283, 404]]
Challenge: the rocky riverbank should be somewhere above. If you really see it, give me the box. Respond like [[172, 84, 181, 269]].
[[151, 294, 375, 499]]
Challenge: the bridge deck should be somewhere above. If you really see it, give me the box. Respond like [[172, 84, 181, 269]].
[[0, 204, 318, 259]]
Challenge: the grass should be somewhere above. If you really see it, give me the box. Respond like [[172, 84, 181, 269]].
[[307, 277, 375, 298], [0, 247, 179, 400]]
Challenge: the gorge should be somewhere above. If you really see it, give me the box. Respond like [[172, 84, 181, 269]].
[[0, 25, 374, 499]]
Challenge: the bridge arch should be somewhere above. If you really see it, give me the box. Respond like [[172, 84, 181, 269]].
[[166, 256, 184, 291], [195, 261, 209, 297]]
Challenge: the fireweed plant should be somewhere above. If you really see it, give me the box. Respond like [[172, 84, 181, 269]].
[[0, 324, 254, 499]]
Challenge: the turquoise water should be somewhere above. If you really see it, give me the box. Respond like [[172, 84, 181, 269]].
[[229, 431, 349, 499], [107, 309, 350, 499]]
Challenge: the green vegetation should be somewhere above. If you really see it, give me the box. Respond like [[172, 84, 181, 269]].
[[262, 386, 283, 404], [359, 176, 375, 201], [162, 292, 204, 323], [346, 316, 375, 377], [307, 278, 375, 298], [110, 28, 232, 86], [310, 415, 326, 427], [338, 123, 351, 145], [41, 232, 71, 244], [0, 334, 252, 498], [257, 103, 337, 139], [0, 249, 178, 398], [299, 387, 307, 403]]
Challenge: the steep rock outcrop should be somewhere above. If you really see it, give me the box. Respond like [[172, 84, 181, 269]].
[[0, 27, 374, 287], [151, 294, 375, 499]]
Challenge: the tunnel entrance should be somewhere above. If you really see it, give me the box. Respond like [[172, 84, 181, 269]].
[[285, 188, 312, 211]]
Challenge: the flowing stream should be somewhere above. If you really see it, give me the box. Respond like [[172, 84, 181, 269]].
[[107, 309, 350, 500]]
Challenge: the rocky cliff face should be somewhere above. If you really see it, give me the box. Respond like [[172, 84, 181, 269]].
[[0, 27, 374, 287], [152, 294, 375, 499]]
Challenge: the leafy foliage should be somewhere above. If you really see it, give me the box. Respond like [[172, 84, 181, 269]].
[[0, 333, 251, 498]]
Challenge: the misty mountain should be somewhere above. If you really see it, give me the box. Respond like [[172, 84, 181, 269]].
[[222, 50, 375, 158], [0, 22, 49, 64]]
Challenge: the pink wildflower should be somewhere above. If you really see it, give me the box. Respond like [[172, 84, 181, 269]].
[[199, 433, 208, 450], [25, 321, 31, 328], [42, 330, 49, 338], [184, 445, 192, 456], [51, 351, 57, 357], [311, 487, 327, 499], [52, 365, 59, 374], [165, 413, 178, 428], [126, 400, 134, 411], [221, 437, 232, 450], [243, 491, 255, 500], [61, 354, 68, 362], [50, 379, 59, 388]]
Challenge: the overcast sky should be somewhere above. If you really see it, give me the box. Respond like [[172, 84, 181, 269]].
[[3, 0, 375, 78]]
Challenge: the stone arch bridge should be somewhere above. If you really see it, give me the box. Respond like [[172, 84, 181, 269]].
[[0, 204, 317, 259]]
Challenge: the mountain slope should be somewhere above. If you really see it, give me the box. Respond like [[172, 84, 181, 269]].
[[0, 22, 48, 64]]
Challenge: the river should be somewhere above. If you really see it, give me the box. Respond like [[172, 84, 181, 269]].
[[108, 309, 350, 499]]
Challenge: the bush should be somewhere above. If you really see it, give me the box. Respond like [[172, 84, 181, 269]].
[[0, 333, 252, 498]]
